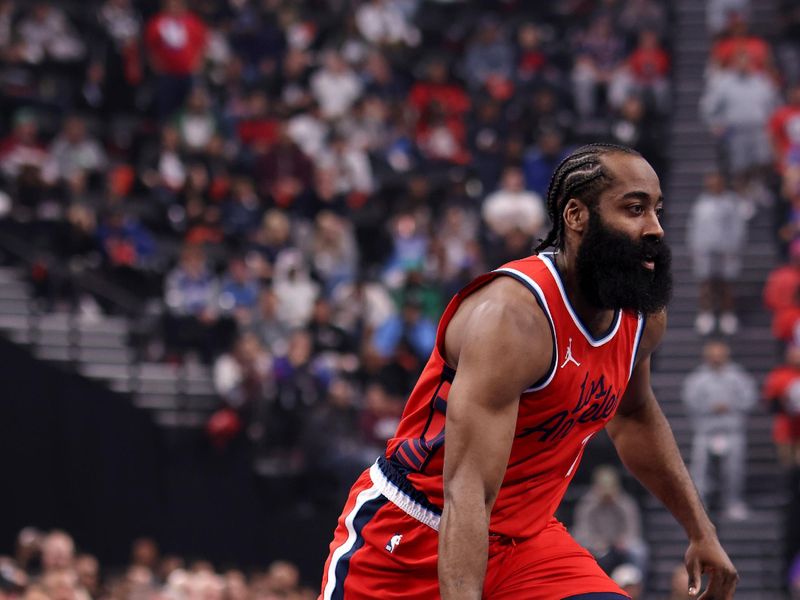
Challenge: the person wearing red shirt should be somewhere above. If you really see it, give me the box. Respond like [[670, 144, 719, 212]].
[[711, 20, 771, 73], [763, 345, 800, 467], [764, 241, 800, 341], [769, 85, 800, 174], [628, 31, 670, 83], [144, 0, 208, 118]]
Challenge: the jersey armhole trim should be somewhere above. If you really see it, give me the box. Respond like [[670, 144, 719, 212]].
[[628, 312, 647, 381], [492, 267, 558, 393]]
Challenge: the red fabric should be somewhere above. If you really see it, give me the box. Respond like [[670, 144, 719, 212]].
[[769, 105, 800, 172], [236, 119, 279, 147], [144, 12, 207, 75], [764, 265, 800, 313], [763, 366, 800, 444], [773, 414, 800, 444], [384, 254, 642, 541], [772, 307, 800, 341], [407, 82, 470, 116], [319, 472, 627, 599], [711, 36, 770, 71], [628, 47, 670, 81]]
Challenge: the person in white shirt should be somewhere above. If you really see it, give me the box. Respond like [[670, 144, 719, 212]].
[[482, 165, 546, 237], [310, 49, 363, 119]]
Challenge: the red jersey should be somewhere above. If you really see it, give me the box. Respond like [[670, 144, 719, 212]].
[[375, 253, 645, 540], [145, 12, 207, 75], [769, 105, 800, 171]]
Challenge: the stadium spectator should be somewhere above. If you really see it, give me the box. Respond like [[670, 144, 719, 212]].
[[355, 0, 420, 48], [302, 376, 371, 498], [764, 240, 800, 343], [173, 86, 219, 155], [163, 244, 234, 363], [218, 255, 260, 322], [682, 340, 756, 520], [309, 49, 362, 120], [482, 165, 546, 239], [270, 329, 326, 464], [213, 331, 272, 427], [371, 294, 436, 366], [463, 17, 514, 93], [41, 530, 75, 573], [710, 17, 771, 72], [273, 250, 319, 329], [254, 125, 312, 209], [572, 465, 648, 575], [619, 30, 671, 114], [247, 288, 290, 356], [522, 128, 570, 201], [44, 115, 107, 187], [16, 1, 85, 64], [220, 175, 263, 242], [74, 554, 99, 598], [769, 85, 800, 172], [707, 0, 751, 37], [144, 0, 208, 118], [687, 171, 748, 335], [571, 15, 625, 117], [763, 345, 800, 467], [0, 109, 49, 183], [700, 51, 778, 178]]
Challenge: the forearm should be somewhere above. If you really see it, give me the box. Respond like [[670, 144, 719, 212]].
[[611, 394, 715, 541], [438, 491, 489, 600]]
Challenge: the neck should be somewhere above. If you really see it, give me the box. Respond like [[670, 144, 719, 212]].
[[554, 249, 616, 337]]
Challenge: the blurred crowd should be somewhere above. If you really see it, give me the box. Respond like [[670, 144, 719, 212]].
[[0, 528, 317, 600], [685, 0, 800, 593], [0, 0, 671, 484]]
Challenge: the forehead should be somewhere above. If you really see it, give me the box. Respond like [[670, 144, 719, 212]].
[[599, 153, 662, 201]]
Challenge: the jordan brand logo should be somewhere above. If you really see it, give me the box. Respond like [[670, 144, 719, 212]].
[[560, 338, 581, 368]]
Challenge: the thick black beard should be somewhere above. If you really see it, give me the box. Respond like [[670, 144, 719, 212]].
[[574, 209, 672, 314]]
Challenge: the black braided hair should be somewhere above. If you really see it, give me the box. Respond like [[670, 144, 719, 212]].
[[534, 143, 641, 253]]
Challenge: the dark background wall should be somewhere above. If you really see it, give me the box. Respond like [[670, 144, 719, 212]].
[[0, 337, 334, 583]]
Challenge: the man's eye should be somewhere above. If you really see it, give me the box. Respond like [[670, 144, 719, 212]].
[[656, 206, 664, 219], [629, 205, 644, 215]]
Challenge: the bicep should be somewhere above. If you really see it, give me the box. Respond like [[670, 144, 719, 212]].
[[442, 302, 547, 506]]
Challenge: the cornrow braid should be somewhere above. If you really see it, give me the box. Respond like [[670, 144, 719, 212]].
[[534, 143, 640, 253]]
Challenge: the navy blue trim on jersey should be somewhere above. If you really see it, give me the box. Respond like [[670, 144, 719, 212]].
[[330, 494, 389, 600], [493, 269, 557, 391], [541, 253, 622, 344], [379, 455, 443, 516]]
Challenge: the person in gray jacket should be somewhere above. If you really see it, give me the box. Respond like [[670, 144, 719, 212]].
[[682, 340, 757, 520], [686, 171, 749, 335]]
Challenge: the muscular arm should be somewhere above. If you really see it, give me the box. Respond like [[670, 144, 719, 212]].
[[438, 280, 551, 600], [607, 311, 738, 598]]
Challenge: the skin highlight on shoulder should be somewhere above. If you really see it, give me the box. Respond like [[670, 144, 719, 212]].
[[443, 276, 553, 388]]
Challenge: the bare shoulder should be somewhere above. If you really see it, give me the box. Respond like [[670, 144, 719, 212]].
[[444, 275, 553, 388]]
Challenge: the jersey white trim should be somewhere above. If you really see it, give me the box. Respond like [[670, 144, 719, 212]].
[[369, 460, 441, 531], [322, 481, 383, 600], [628, 313, 646, 381], [539, 254, 621, 347], [492, 267, 558, 392]]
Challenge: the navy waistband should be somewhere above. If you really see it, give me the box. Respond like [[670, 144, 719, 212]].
[[377, 455, 442, 516]]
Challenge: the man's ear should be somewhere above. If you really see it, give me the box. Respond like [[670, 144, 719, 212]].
[[562, 198, 589, 238]]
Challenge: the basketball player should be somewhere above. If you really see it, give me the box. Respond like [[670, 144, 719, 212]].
[[319, 144, 738, 599]]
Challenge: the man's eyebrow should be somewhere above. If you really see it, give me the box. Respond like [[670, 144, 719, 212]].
[[619, 190, 663, 203]]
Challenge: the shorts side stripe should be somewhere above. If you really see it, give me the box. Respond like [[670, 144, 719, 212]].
[[322, 483, 386, 600]]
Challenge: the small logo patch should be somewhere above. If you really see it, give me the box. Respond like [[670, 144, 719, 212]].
[[560, 337, 581, 368], [385, 533, 403, 553]]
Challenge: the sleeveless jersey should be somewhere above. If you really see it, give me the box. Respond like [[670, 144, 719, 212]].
[[378, 253, 646, 540]]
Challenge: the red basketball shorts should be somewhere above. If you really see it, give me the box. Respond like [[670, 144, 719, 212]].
[[318, 465, 629, 599]]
